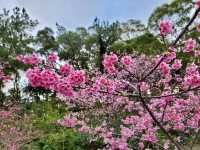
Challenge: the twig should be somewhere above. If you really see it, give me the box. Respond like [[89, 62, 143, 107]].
[[172, 8, 200, 47], [161, 102, 168, 123], [141, 55, 166, 81], [146, 86, 200, 99]]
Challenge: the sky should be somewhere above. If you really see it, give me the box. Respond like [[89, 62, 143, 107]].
[[0, 0, 169, 31]]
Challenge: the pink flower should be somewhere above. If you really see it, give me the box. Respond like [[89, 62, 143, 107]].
[[16, 55, 24, 61], [121, 56, 135, 67], [78, 125, 91, 133], [60, 64, 73, 75], [96, 77, 116, 93], [68, 70, 86, 86], [139, 82, 150, 92], [17, 53, 41, 65], [58, 115, 78, 128], [40, 69, 58, 89], [121, 126, 134, 139], [197, 24, 200, 32], [172, 59, 182, 70], [55, 79, 74, 97], [48, 52, 58, 63], [183, 64, 200, 87], [26, 68, 42, 87], [164, 141, 170, 150], [165, 52, 176, 63], [0, 111, 12, 118], [183, 38, 197, 53], [103, 53, 118, 74], [186, 63, 198, 75], [196, 0, 200, 7], [195, 50, 200, 57], [160, 62, 170, 75], [138, 142, 145, 149], [159, 20, 173, 36]]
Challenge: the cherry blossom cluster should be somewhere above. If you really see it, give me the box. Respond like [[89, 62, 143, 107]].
[[17, 1, 200, 149], [48, 52, 58, 63], [0, 105, 41, 150], [19, 50, 200, 149], [159, 20, 173, 36], [16, 53, 41, 65]]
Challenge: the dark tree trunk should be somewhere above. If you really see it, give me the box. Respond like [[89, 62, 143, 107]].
[[99, 37, 107, 73]]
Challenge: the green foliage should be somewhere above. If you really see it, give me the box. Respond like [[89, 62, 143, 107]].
[[22, 101, 104, 150], [0, 7, 38, 103], [126, 32, 165, 55], [36, 27, 59, 53], [148, 0, 193, 33], [90, 18, 122, 71], [57, 29, 90, 68], [121, 19, 146, 40], [0, 7, 38, 55]]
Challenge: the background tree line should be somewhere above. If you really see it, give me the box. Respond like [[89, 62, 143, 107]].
[[0, 0, 199, 104]]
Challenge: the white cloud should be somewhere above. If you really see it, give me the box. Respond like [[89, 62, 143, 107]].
[[0, 0, 169, 30]]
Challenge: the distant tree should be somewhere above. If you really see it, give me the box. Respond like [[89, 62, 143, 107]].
[[120, 19, 146, 40], [90, 18, 122, 72], [0, 7, 38, 56], [36, 27, 58, 54], [148, 0, 194, 34], [127, 32, 165, 55], [0, 7, 38, 102], [111, 32, 165, 55], [57, 26, 90, 68]]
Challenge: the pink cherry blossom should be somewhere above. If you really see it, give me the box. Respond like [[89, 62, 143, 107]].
[[197, 24, 200, 32], [183, 38, 197, 53], [172, 59, 182, 70], [57, 115, 78, 128], [160, 62, 170, 75], [159, 20, 173, 36], [17, 53, 41, 65], [55, 78, 74, 97], [139, 82, 150, 92], [59, 64, 73, 75], [48, 52, 58, 63], [165, 51, 176, 63], [68, 70, 86, 86], [195, 50, 200, 57], [121, 56, 135, 68], [103, 53, 118, 74], [196, 0, 200, 7], [17, 7, 200, 149], [138, 142, 145, 149]]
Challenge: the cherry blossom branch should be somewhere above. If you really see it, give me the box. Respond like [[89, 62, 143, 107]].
[[140, 55, 166, 81], [141, 7, 200, 82], [137, 85, 183, 150], [161, 102, 168, 123], [172, 8, 200, 47], [146, 86, 200, 99]]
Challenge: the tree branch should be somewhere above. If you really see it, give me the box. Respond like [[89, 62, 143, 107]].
[[141, 7, 200, 82], [137, 85, 183, 150], [172, 8, 200, 47]]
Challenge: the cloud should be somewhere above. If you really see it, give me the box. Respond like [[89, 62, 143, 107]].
[[0, 0, 169, 30]]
